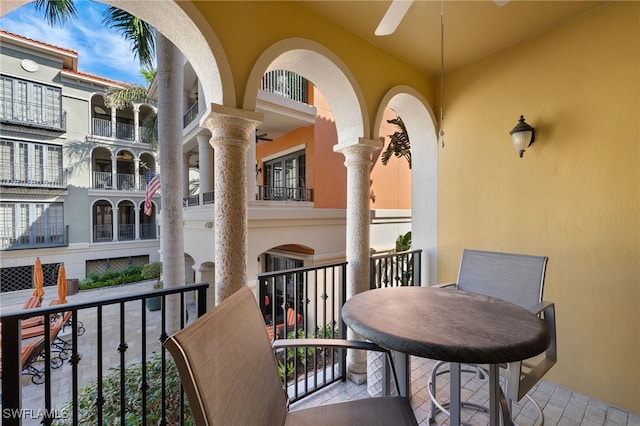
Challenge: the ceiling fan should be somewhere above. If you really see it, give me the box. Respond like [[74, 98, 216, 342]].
[[255, 130, 273, 143], [375, 0, 510, 36]]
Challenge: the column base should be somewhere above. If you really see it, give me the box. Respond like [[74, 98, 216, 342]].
[[347, 370, 367, 385]]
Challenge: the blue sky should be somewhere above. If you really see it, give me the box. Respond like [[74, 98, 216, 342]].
[[1, 1, 150, 85]]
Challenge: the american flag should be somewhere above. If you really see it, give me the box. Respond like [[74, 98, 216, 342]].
[[144, 170, 161, 216]]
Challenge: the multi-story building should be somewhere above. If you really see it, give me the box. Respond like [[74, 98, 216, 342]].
[[0, 30, 161, 290]]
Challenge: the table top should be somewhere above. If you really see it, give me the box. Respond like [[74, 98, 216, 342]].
[[342, 286, 550, 364]]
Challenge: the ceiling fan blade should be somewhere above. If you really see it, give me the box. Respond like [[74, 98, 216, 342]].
[[375, 0, 413, 36], [493, 0, 510, 6]]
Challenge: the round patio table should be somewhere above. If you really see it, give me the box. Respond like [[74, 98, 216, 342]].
[[342, 286, 550, 426]]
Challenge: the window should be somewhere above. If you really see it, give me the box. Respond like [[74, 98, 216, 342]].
[[0, 76, 63, 129], [0, 140, 63, 186], [0, 202, 65, 249], [264, 150, 307, 201], [263, 253, 304, 318]]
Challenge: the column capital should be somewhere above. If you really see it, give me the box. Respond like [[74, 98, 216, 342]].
[[334, 138, 383, 166], [200, 104, 263, 150]]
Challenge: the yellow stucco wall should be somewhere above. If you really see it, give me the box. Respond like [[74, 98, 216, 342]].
[[437, 2, 639, 412]]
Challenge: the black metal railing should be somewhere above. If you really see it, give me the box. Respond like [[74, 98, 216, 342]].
[[1, 283, 208, 426], [256, 185, 313, 202], [202, 191, 215, 205], [183, 102, 199, 128], [370, 249, 422, 289], [1, 252, 418, 423], [258, 261, 348, 403], [182, 191, 215, 207]]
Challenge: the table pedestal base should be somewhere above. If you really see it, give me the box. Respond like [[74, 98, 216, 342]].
[[428, 362, 512, 426]]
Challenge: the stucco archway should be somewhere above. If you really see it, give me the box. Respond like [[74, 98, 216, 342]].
[[244, 38, 367, 146], [375, 86, 439, 285]]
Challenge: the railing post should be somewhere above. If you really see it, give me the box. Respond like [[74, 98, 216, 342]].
[[2, 316, 22, 426], [196, 284, 208, 317]]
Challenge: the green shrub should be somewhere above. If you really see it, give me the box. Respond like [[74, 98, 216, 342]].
[[79, 265, 145, 290], [141, 262, 162, 281], [53, 353, 192, 425]]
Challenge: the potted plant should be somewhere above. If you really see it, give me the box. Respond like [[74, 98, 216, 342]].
[[142, 262, 163, 311]]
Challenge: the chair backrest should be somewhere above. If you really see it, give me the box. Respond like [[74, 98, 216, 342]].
[[457, 249, 548, 309], [164, 286, 288, 426]]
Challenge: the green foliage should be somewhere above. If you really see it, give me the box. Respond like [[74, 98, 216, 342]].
[[53, 353, 193, 425], [79, 265, 145, 290], [141, 261, 162, 281], [381, 116, 412, 169], [102, 6, 156, 68], [315, 322, 339, 339], [395, 231, 412, 252], [33, 0, 77, 27]]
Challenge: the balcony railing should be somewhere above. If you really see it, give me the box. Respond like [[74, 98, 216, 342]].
[[182, 191, 215, 207], [118, 224, 135, 241], [0, 225, 68, 250], [93, 224, 113, 242], [260, 70, 309, 104], [91, 118, 151, 144], [369, 249, 422, 289], [183, 102, 199, 128], [0, 283, 208, 426], [0, 252, 419, 424], [0, 100, 66, 131], [117, 173, 135, 191], [0, 161, 66, 188], [256, 185, 313, 202], [183, 194, 199, 207], [93, 172, 145, 191], [92, 171, 112, 189], [140, 223, 157, 240]]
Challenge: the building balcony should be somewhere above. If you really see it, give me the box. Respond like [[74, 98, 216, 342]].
[[92, 224, 157, 242], [0, 225, 68, 250], [90, 118, 153, 144], [92, 171, 150, 191], [0, 100, 66, 132], [0, 162, 67, 189]]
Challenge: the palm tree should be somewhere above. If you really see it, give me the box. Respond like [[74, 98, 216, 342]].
[[104, 70, 158, 149], [34, 2, 185, 327]]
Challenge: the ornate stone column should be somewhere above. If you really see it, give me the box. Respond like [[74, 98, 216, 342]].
[[334, 138, 382, 383], [200, 104, 262, 304]]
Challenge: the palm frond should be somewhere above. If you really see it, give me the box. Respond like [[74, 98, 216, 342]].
[[33, 0, 77, 27], [381, 116, 412, 169], [140, 68, 157, 84], [104, 84, 153, 109], [102, 7, 156, 68]]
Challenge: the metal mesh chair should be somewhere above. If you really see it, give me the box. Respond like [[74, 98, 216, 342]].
[[165, 286, 417, 426], [429, 249, 557, 425]]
